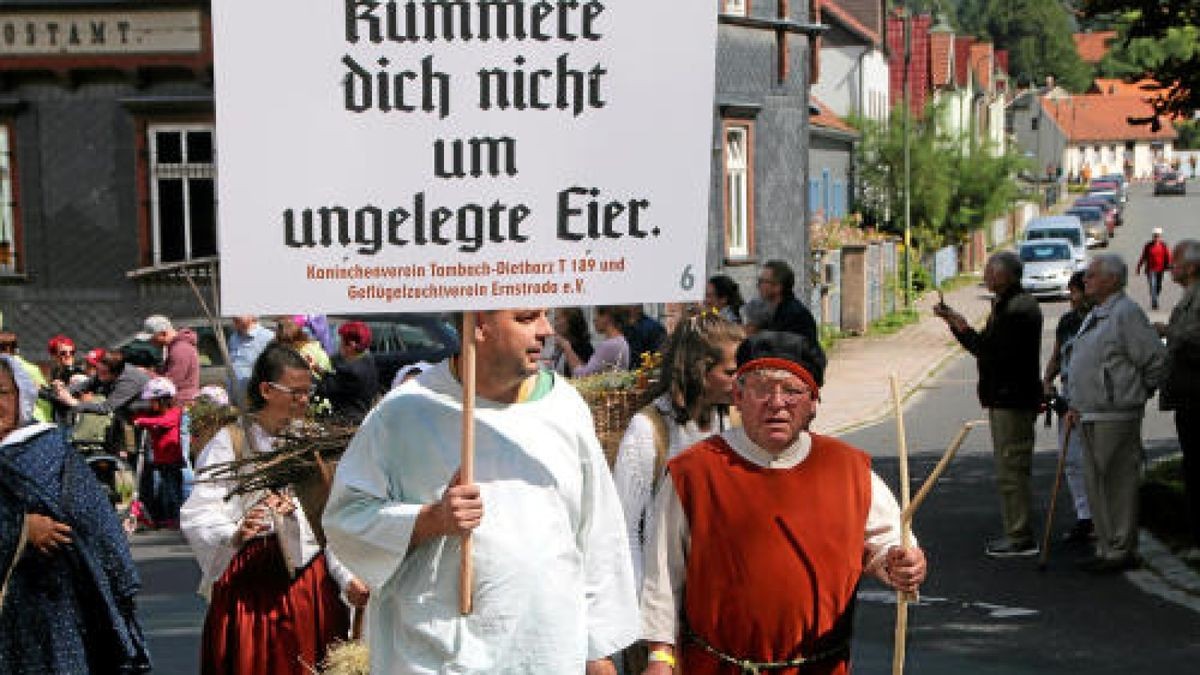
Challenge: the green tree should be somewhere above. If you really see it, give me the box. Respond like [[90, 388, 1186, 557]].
[[1083, 0, 1200, 120], [943, 139, 1032, 244], [852, 101, 1031, 249], [1098, 24, 1200, 80], [955, 0, 1093, 90], [851, 103, 951, 247]]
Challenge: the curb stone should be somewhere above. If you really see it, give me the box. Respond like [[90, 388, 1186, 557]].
[[1129, 530, 1200, 613]]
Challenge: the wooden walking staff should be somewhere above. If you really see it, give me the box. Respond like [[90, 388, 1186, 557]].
[[1037, 424, 1074, 571], [889, 374, 914, 675], [900, 420, 985, 524], [459, 312, 478, 616]]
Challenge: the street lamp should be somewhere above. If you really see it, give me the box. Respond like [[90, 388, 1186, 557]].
[[901, 8, 913, 309]]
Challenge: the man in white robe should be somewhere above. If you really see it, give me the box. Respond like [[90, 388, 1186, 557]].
[[323, 309, 638, 674]]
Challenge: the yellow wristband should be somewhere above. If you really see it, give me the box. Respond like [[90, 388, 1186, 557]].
[[648, 649, 676, 668]]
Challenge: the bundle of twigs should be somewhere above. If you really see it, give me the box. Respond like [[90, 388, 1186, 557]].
[[196, 418, 359, 546], [196, 419, 357, 498]]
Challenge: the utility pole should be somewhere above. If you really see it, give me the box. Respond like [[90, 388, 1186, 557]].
[[902, 9, 913, 309]]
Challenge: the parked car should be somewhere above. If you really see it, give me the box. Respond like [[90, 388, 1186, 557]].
[[112, 318, 233, 388], [1154, 171, 1187, 195], [1065, 206, 1108, 248], [1088, 179, 1122, 202], [1097, 173, 1129, 203], [1019, 239, 1076, 299], [326, 313, 459, 387], [1072, 196, 1119, 237], [113, 313, 459, 395], [1023, 215, 1088, 269]]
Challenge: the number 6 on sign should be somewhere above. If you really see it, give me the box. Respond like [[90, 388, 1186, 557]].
[[680, 265, 695, 291]]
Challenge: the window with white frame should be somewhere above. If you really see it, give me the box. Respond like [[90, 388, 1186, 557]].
[[0, 126, 15, 272], [149, 125, 217, 264], [723, 0, 748, 16], [725, 124, 751, 257]]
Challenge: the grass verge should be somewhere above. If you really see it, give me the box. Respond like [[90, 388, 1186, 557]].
[[869, 309, 919, 336], [1140, 456, 1199, 571]]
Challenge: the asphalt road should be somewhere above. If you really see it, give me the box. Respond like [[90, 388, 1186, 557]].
[[846, 181, 1200, 673], [131, 182, 1200, 673]]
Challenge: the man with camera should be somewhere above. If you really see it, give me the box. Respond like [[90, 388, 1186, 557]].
[[935, 252, 1044, 558]]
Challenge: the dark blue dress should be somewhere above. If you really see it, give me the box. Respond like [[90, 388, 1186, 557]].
[[0, 427, 151, 674]]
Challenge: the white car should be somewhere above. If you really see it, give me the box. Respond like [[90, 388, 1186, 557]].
[[1019, 239, 1076, 299], [1023, 216, 1087, 271]]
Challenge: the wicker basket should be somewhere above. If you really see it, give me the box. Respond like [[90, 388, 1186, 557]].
[[580, 388, 650, 466]]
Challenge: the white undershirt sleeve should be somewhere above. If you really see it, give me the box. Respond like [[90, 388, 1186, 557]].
[[639, 475, 689, 645]]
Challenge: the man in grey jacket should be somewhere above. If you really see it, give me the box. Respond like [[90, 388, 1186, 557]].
[[1065, 254, 1167, 573]]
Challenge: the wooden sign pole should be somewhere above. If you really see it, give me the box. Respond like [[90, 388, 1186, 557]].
[[459, 312, 478, 616]]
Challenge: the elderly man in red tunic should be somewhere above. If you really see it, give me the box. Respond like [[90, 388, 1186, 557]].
[[639, 331, 927, 674]]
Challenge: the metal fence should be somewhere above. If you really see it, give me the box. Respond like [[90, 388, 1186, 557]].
[[880, 240, 897, 315], [933, 245, 958, 288]]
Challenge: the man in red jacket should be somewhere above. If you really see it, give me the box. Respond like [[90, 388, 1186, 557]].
[[639, 332, 926, 675], [1137, 227, 1173, 310], [144, 314, 200, 403]]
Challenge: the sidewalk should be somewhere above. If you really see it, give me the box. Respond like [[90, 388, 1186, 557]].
[[812, 277, 993, 436]]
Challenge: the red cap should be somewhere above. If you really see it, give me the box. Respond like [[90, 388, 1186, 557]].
[[47, 334, 75, 355], [338, 321, 372, 353], [85, 348, 106, 366]]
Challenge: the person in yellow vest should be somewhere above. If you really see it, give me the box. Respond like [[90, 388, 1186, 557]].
[[0, 331, 52, 422]]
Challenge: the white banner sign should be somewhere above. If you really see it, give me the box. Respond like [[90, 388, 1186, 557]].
[[214, 0, 717, 314]]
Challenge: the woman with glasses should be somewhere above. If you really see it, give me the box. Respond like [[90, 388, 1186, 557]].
[[0, 354, 151, 673], [45, 335, 85, 424], [181, 344, 367, 675], [46, 335, 83, 384]]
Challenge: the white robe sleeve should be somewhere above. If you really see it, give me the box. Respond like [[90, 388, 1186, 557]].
[[577, 412, 640, 660], [639, 474, 689, 645], [611, 412, 658, 588], [180, 429, 241, 597], [322, 408, 424, 591], [323, 548, 355, 592], [863, 470, 918, 581]]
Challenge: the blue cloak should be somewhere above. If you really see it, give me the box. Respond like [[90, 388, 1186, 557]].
[[0, 426, 151, 674]]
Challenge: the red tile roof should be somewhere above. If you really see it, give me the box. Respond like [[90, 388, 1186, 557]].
[[954, 36, 973, 88], [1092, 78, 1164, 97], [929, 31, 953, 88], [995, 49, 1009, 75], [823, 0, 881, 45], [969, 42, 993, 92], [1073, 31, 1118, 64], [887, 12, 932, 116], [810, 97, 859, 135], [1041, 95, 1178, 143]]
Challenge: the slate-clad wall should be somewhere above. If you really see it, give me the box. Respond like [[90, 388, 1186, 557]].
[[0, 78, 207, 353], [708, 1, 812, 300]]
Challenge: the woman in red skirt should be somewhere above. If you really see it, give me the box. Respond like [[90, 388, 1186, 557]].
[[181, 345, 369, 674]]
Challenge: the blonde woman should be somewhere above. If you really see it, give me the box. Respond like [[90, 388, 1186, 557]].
[[612, 311, 745, 586]]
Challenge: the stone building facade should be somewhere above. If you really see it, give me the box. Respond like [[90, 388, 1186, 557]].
[[1, 1, 819, 352]]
